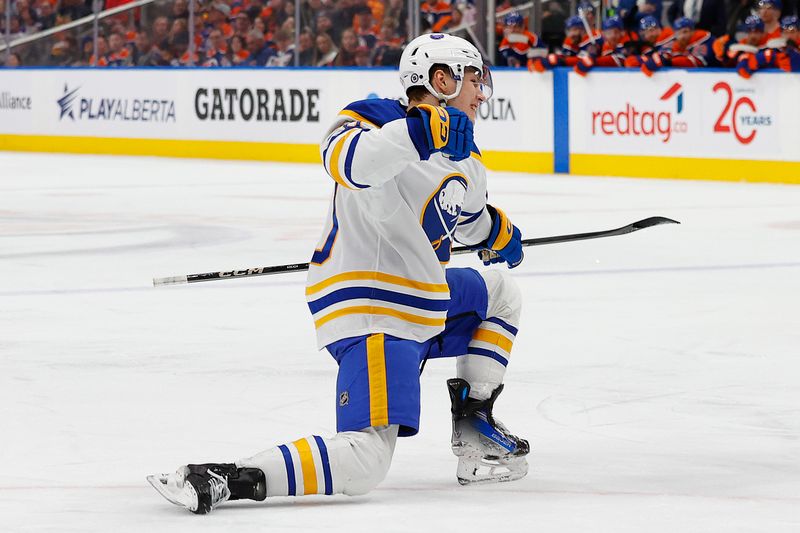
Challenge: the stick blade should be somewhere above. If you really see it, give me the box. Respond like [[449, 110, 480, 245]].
[[632, 216, 681, 229]]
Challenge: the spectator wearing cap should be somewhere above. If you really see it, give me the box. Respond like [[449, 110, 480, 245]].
[[244, 28, 275, 65], [207, 2, 235, 39], [713, 15, 768, 66], [757, 0, 783, 39], [266, 28, 295, 66], [499, 11, 545, 69], [668, 0, 727, 37], [315, 32, 338, 66], [737, 15, 800, 76]]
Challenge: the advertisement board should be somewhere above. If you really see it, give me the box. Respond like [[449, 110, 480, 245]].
[[0, 68, 553, 173], [568, 70, 800, 181]]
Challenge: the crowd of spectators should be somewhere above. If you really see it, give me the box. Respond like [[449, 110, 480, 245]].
[[1, 0, 799, 73]]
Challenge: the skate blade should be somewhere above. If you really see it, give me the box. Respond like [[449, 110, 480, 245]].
[[147, 473, 199, 512], [456, 456, 529, 485]]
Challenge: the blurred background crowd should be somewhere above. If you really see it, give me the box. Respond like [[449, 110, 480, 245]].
[[1, 0, 798, 74]]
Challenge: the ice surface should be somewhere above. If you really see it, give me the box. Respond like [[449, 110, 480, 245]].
[[0, 152, 798, 532]]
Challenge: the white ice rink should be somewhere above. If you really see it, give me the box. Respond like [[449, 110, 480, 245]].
[[1, 152, 798, 532]]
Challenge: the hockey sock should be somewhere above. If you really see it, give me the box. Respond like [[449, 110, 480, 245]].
[[235, 425, 398, 497]]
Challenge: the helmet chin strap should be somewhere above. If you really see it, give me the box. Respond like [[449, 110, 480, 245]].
[[422, 79, 463, 105]]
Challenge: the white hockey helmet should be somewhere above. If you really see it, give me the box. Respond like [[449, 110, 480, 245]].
[[399, 33, 493, 102]]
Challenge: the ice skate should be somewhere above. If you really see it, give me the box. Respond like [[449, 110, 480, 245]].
[[447, 378, 530, 485], [147, 463, 266, 514]]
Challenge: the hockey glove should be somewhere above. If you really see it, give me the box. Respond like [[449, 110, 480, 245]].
[[574, 55, 594, 77], [641, 52, 667, 77], [407, 104, 473, 162], [478, 204, 523, 269]]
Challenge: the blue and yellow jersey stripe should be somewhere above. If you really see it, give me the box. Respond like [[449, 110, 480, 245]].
[[306, 271, 450, 332]]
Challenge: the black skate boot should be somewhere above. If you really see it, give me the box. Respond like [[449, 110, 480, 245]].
[[148, 463, 266, 514], [447, 378, 530, 485]]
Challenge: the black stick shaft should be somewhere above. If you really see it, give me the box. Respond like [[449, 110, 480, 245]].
[[153, 216, 679, 286]]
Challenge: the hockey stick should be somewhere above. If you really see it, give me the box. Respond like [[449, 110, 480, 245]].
[[152, 216, 679, 286]]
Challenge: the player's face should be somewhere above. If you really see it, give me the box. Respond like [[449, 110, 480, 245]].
[[746, 29, 764, 45], [447, 69, 486, 123], [602, 28, 621, 46], [784, 27, 799, 42], [567, 27, 584, 43], [642, 26, 660, 43], [758, 6, 778, 24], [676, 27, 692, 46]]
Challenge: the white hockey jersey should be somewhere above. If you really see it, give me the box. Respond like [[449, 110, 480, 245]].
[[306, 98, 493, 349]]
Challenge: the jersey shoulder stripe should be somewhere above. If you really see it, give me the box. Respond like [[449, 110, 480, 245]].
[[339, 98, 407, 129]]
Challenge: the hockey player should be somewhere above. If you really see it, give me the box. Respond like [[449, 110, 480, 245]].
[[737, 15, 800, 77], [637, 17, 713, 76], [713, 15, 770, 67], [624, 15, 675, 69], [148, 33, 530, 515], [499, 11, 547, 68], [594, 16, 631, 67], [757, 0, 783, 40], [529, 15, 601, 74]]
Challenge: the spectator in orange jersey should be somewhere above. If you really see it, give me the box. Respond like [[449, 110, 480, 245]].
[[737, 15, 800, 77], [421, 0, 451, 31], [354, 5, 379, 47], [638, 17, 713, 76], [499, 11, 546, 68], [713, 15, 768, 67], [372, 18, 404, 65], [757, 0, 783, 39], [105, 31, 132, 66], [624, 15, 674, 68]]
